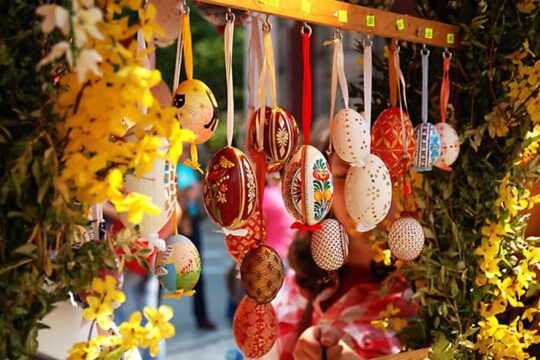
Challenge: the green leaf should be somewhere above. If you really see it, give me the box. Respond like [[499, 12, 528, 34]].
[[13, 244, 37, 256]]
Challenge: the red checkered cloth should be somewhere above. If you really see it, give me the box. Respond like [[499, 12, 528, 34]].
[[271, 270, 417, 360]]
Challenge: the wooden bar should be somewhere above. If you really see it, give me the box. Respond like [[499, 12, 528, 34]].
[[196, 0, 460, 48]]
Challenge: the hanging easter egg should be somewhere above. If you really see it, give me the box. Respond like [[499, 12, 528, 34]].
[[344, 154, 392, 232], [282, 145, 333, 225], [151, 80, 173, 108], [118, 136, 176, 238], [233, 296, 277, 358], [173, 79, 219, 144], [225, 207, 266, 263], [413, 123, 441, 172], [155, 234, 201, 292], [247, 106, 300, 172], [387, 215, 425, 261], [150, 0, 182, 47], [434, 122, 460, 170], [310, 219, 349, 271], [203, 146, 257, 230], [240, 245, 284, 304], [371, 107, 416, 180], [331, 108, 370, 165]]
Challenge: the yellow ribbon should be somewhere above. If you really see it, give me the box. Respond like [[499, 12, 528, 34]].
[[183, 142, 203, 174], [182, 14, 193, 80]]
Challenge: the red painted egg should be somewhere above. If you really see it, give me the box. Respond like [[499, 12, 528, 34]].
[[225, 207, 266, 263], [371, 107, 416, 180], [247, 106, 300, 172], [233, 296, 277, 358], [203, 146, 257, 230]]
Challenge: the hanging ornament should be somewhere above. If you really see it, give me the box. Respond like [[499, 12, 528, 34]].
[[118, 133, 176, 251], [282, 24, 333, 233], [310, 219, 349, 271], [344, 37, 392, 232], [434, 50, 460, 171], [327, 31, 370, 165], [240, 245, 284, 304], [371, 43, 416, 180], [150, 0, 182, 47], [172, 7, 219, 145], [247, 19, 299, 173], [225, 207, 266, 263], [413, 46, 441, 172], [203, 12, 257, 230], [387, 213, 425, 261], [155, 234, 201, 295], [233, 296, 277, 358]]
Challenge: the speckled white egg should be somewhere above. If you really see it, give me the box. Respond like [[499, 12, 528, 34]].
[[413, 123, 441, 172], [150, 0, 181, 47], [434, 122, 460, 171], [331, 108, 370, 165], [345, 154, 392, 232], [388, 215, 425, 261], [282, 145, 333, 226], [311, 219, 349, 271]]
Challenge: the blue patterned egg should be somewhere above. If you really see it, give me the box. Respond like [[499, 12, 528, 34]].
[[413, 123, 441, 172]]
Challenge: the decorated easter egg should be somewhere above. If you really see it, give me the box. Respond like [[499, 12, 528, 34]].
[[310, 219, 349, 271], [150, 0, 181, 47], [331, 108, 370, 165], [282, 145, 333, 225], [388, 215, 425, 261], [371, 107, 416, 180], [225, 207, 266, 263], [118, 137, 176, 238], [156, 235, 201, 292], [151, 80, 173, 108], [413, 123, 441, 172], [434, 122, 460, 170], [345, 154, 392, 232], [203, 146, 257, 230], [247, 106, 300, 172], [233, 296, 277, 358], [240, 245, 284, 304], [173, 79, 219, 144]]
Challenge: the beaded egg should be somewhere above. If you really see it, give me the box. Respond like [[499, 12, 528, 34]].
[[434, 122, 460, 171], [331, 108, 370, 165], [225, 207, 266, 263], [173, 79, 219, 144], [155, 234, 201, 292], [310, 219, 349, 271], [413, 123, 441, 172], [282, 145, 333, 225], [371, 107, 416, 180], [387, 215, 425, 261], [203, 146, 257, 230], [345, 154, 392, 232], [233, 296, 277, 358], [247, 106, 300, 172], [240, 245, 284, 304]]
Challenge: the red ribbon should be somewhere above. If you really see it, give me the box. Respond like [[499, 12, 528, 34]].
[[290, 221, 322, 236], [388, 40, 397, 108], [440, 55, 451, 123], [302, 33, 312, 145]]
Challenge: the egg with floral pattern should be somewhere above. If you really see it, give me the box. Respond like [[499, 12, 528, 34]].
[[173, 79, 219, 144], [203, 146, 257, 230], [282, 145, 333, 226], [247, 106, 300, 172], [155, 235, 201, 292], [371, 107, 416, 180], [413, 122, 441, 172], [233, 296, 277, 358], [345, 154, 392, 232], [434, 122, 460, 171], [331, 108, 370, 165]]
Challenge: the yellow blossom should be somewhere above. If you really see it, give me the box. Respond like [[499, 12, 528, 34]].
[[113, 192, 162, 225], [485, 104, 510, 138], [91, 275, 126, 305], [118, 312, 144, 350], [526, 95, 540, 123], [82, 296, 114, 330], [379, 303, 401, 318], [372, 243, 392, 266], [389, 317, 408, 332], [138, 4, 164, 42], [517, 0, 537, 13], [524, 61, 540, 85], [162, 288, 196, 300], [141, 305, 175, 356], [371, 319, 389, 330]]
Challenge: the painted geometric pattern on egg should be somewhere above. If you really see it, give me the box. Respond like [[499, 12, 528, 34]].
[[331, 108, 370, 164], [413, 122, 441, 172], [388, 216, 425, 261], [281, 149, 303, 222], [311, 219, 349, 271], [434, 122, 460, 169]]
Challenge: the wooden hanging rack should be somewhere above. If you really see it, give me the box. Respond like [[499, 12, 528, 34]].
[[195, 0, 460, 49]]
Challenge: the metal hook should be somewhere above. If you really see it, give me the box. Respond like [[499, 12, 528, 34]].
[[301, 22, 312, 37], [178, 0, 189, 15], [363, 34, 372, 47], [420, 43, 430, 56], [262, 14, 272, 32], [225, 8, 235, 23], [443, 47, 453, 60], [333, 28, 343, 40]]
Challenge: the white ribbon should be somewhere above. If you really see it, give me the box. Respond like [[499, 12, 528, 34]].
[[146, 232, 166, 252], [363, 39, 372, 129], [393, 50, 410, 159], [173, 5, 186, 91], [224, 17, 235, 146], [421, 48, 429, 124], [327, 37, 349, 121], [245, 16, 262, 130], [215, 228, 249, 237]]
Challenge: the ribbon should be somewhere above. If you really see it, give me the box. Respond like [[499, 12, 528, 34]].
[[290, 221, 322, 236], [388, 40, 398, 108], [421, 47, 430, 124], [172, 4, 186, 91], [183, 142, 202, 173], [440, 52, 451, 123], [302, 31, 312, 145], [215, 227, 249, 237], [364, 38, 372, 130], [224, 16, 235, 147], [182, 13, 193, 81], [146, 232, 166, 252], [245, 16, 262, 135]]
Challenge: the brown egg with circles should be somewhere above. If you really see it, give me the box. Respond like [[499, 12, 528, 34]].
[[240, 245, 284, 304]]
